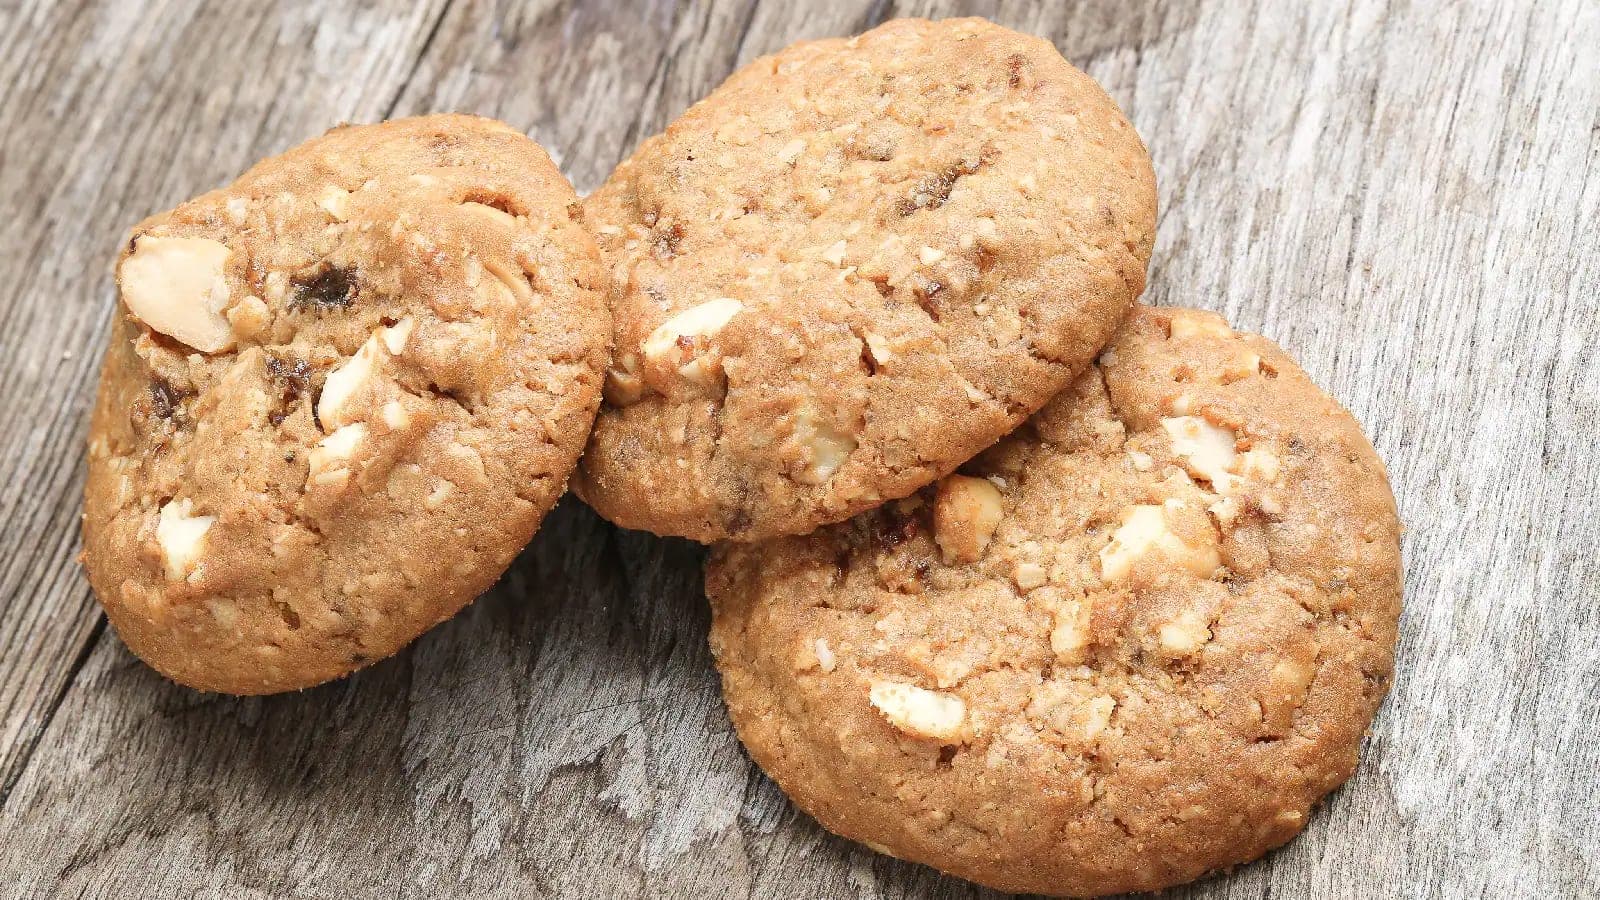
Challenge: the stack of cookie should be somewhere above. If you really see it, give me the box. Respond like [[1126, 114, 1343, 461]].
[[83, 17, 1400, 897]]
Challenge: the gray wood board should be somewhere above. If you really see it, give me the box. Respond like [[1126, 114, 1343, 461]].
[[0, 1, 1595, 897]]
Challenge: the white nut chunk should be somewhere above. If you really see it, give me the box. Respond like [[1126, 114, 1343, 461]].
[[640, 298, 743, 393], [1081, 695, 1117, 740], [1158, 609, 1213, 656], [933, 475, 1003, 564], [868, 681, 966, 741], [119, 236, 235, 353], [862, 331, 895, 367], [1050, 598, 1090, 664], [1168, 310, 1233, 340], [307, 422, 367, 487], [603, 352, 647, 407], [460, 200, 520, 228], [1237, 447, 1282, 482], [1162, 416, 1241, 494], [814, 638, 836, 673], [317, 185, 352, 221], [317, 319, 412, 430], [1099, 501, 1221, 583], [790, 405, 856, 484], [156, 499, 215, 580]]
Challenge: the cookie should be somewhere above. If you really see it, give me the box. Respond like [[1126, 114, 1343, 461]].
[[82, 114, 609, 694], [708, 306, 1401, 896], [576, 18, 1157, 542]]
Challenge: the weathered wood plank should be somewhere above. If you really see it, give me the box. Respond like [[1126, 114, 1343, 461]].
[[0, 0, 1596, 897]]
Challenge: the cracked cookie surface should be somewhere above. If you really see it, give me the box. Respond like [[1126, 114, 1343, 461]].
[[82, 114, 609, 694], [576, 18, 1157, 542], [707, 306, 1402, 896]]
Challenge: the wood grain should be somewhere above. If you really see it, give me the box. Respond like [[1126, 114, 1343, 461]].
[[0, 0, 1596, 897]]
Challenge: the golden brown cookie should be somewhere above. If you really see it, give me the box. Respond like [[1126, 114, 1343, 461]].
[[82, 114, 609, 694], [708, 306, 1402, 896], [576, 18, 1157, 542]]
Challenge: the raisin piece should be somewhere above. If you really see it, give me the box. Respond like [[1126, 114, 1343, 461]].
[[265, 355, 313, 426], [874, 512, 920, 551], [1007, 54, 1031, 88], [653, 222, 685, 259], [291, 264, 357, 310], [896, 146, 998, 216], [913, 279, 944, 322], [148, 380, 182, 419]]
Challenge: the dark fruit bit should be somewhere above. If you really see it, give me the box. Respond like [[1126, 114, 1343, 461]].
[[896, 146, 997, 216], [913, 278, 944, 322], [148, 380, 182, 419], [265, 355, 313, 426], [874, 512, 921, 551], [291, 264, 357, 310], [1007, 54, 1030, 88], [653, 222, 684, 259]]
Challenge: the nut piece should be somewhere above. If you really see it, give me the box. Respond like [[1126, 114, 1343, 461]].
[[1209, 495, 1242, 527], [381, 317, 415, 355], [862, 331, 895, 367], [790, 405, 856, 485], [1270, 657, 1316, 705], [868, 680, 966, 741], [460, 201, 520, 228], [1050, 598, 1090, 664], [318, 320, 412, 430], [603, 352, 647, 406], [1081, 695, 1116, 740], [380, 400, 410, 430], [307, 422, 367, 487], [317, 185, 352, 221], [1219, 349, 1262, 382], [119, 236, 235, 353], [1168, 310, 1233, 340], [1236, 447, 1282, 482], [1162, 416, 1239, 494], [156, 499, 215, 581], [1012, 561, 1048, 591], [317, 337, 382, 431], [1158, 609, 1213, 656], [933, 475, 1004, 564], [1099, 501, 1221, 583], [640, 298, 743, 394], [815, 638, 837, 673]]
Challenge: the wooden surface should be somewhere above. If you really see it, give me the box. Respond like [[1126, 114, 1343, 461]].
[[0, 0, 1595, 896]]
